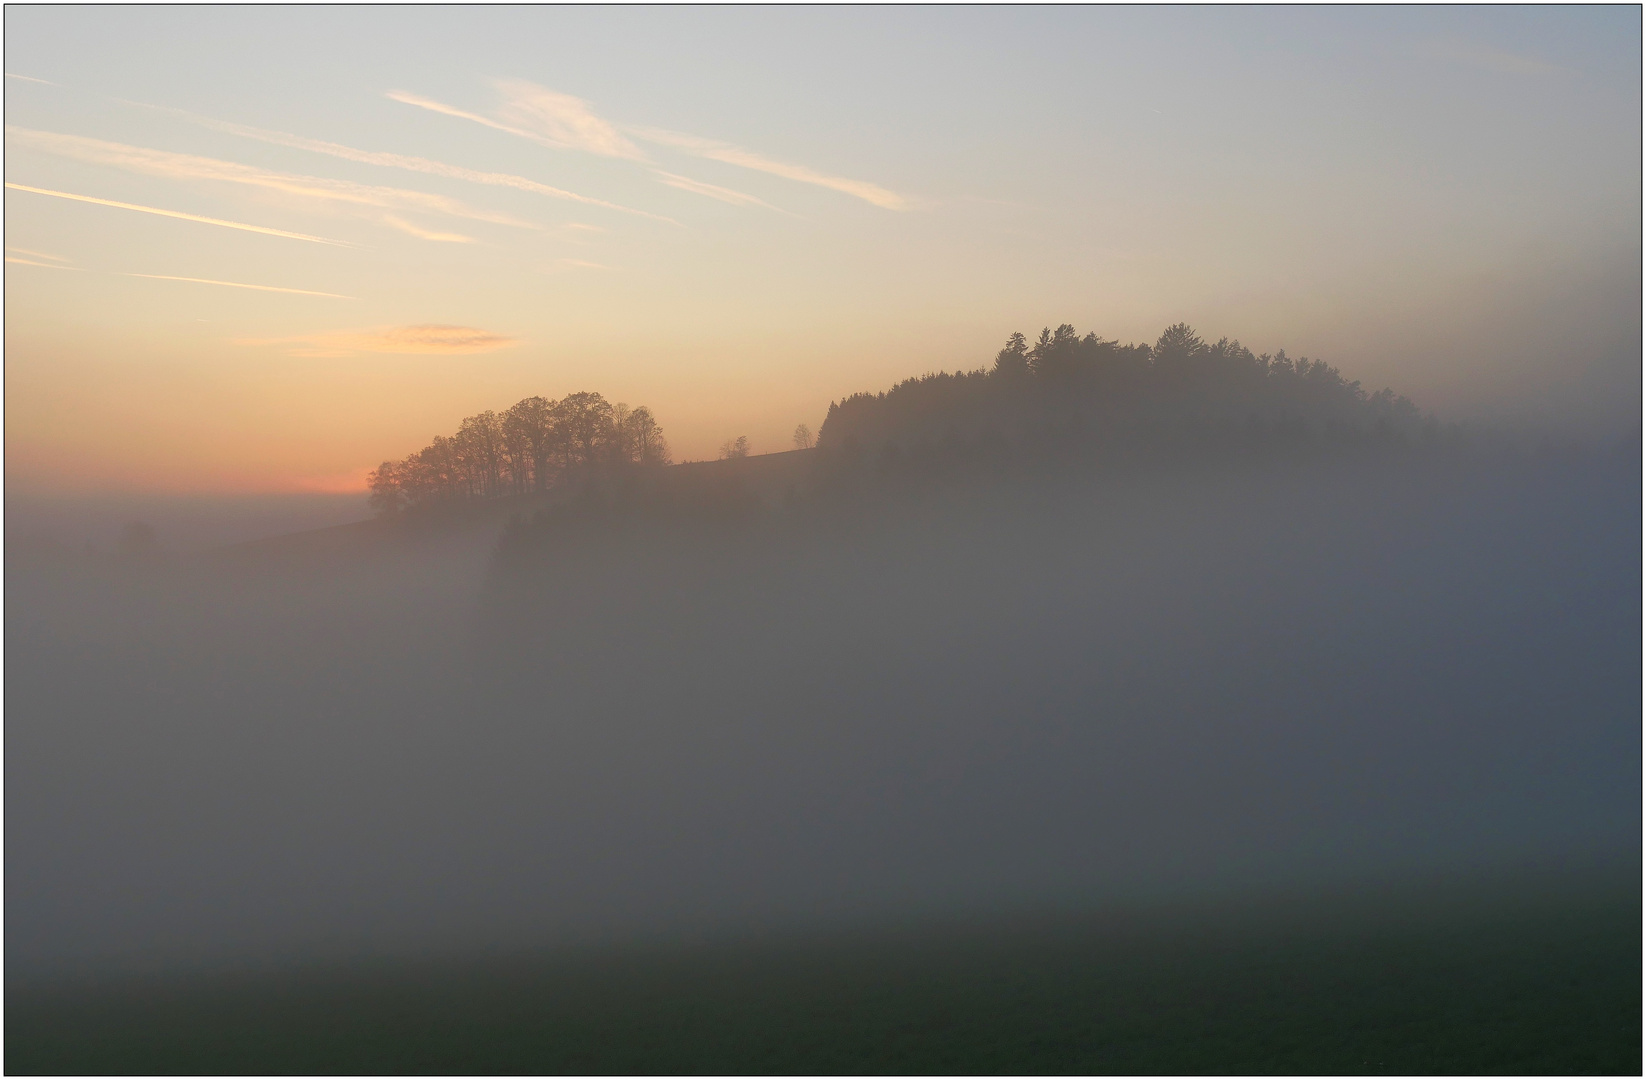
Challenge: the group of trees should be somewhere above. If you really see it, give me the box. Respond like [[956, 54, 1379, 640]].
[[368, 391, 670, 514], [818, 323, 1425, 456], [368, 323, 1424, 515], [717, 425, 813, 459]]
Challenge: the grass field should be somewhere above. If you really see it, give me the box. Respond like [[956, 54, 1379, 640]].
[[7, 867, 1639, 1074]]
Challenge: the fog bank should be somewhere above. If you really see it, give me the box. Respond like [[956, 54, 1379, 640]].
[[7, 441, 1639, 980]]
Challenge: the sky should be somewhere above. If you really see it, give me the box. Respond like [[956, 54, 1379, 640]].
[[4, 5, 1640, 494]]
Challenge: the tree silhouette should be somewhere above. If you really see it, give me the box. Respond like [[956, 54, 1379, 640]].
[[503, 396, 557, 492], [993, 332, 1029, 378], [818, 322, 1424, 464], [367, 321, 1426, 517], [368, 389, 671, 515], [554, 392, 617, 470], [620, 405, 672, 466]]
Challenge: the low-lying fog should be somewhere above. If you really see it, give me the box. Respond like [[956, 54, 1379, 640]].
[[7, 441, 1640, 981], [7, 491, 371, 556]]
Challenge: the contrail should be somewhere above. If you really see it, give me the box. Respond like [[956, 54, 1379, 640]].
[[7, 251, 352, 297], [125, 274, 355, 299], [4, 182, 354, 245], [5, 255, 79, 269]]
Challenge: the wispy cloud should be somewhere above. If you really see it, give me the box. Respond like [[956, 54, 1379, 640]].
[[6, 246, 70, 262], [127, 274, 354, 299], [387, 90, 547, 145], [651, 170, 788, 212], [629, 126, 908, 211], [390, 81, 888, 212], [5, 182, 352, 245], [493, 80, 646, 160], [6, 126, 536, 239], [5, 72, 55, 85], [241, 324, 516, 357], [5, 246, 350, 296], [380, 215, 473, 243], [392, 83, 646, 163], [144, 105, 678, 225], [6, 255, 80, 269], [1412, 40, 1562, 76]]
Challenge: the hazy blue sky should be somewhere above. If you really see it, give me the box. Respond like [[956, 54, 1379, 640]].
[[5, 6, 1639, 491]]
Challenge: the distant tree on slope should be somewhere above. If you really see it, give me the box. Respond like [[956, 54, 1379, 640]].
[[367, 390, 671, 515]]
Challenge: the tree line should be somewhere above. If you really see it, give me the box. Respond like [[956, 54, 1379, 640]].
[[817, 323, 1425, 456], [368, 392, 670, 514], [368, 323, 1424, 515]]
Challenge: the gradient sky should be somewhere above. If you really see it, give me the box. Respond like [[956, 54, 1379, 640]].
[[5, 6, 1640, 493]]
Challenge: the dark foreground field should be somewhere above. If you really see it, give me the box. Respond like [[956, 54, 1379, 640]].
[[8, 864, 1638, 1075]]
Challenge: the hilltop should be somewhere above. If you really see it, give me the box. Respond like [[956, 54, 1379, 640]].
[[817, 322, 1427, 468], [357, 320, 1428, 536]]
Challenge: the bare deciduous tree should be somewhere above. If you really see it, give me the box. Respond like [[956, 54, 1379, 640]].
[[368, 390, 671, 515], [622, 406, 672, 466]]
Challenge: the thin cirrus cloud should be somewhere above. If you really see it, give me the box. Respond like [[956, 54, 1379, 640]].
[[6, 254, 79, 269], [628, 125, 908, 211], [143, 104, 679, 225], [482, 81, 895, 210], [126, 274, 354, 299], [6, 126, 535, 241], [651, 170, 788, 212], [378, 215, 475, 243], [486, 82, 801, 210], [551, 257, 612, 271], [391, 83, 823, 213], [5, 246, 351, 297], [5, 182, 352, 245], [240, 324, 517, 358], [392, 82, 643, 162], [6, 246, 71, 262], [387, 90, 557, 148], [491, 79, 646, 161]]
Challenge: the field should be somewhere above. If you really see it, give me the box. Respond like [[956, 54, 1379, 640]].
[[8, 866, 1638, 1075]]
